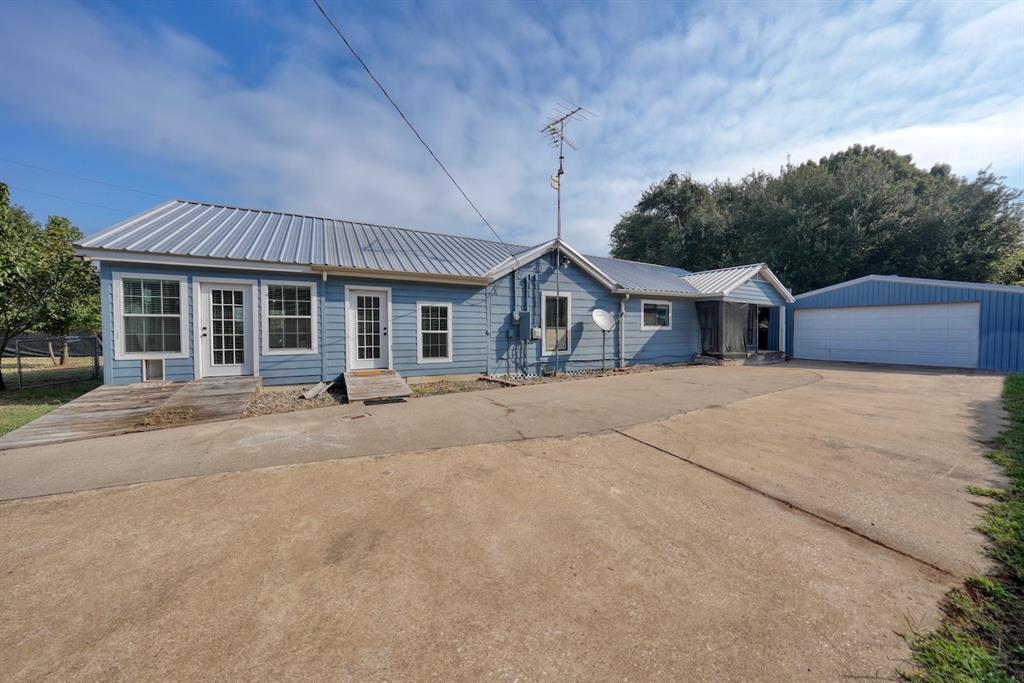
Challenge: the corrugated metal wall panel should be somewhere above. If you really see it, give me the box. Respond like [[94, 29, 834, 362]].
[[788, 278, 1024, 372]]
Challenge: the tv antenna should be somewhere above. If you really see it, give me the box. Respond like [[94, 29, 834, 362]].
[[541, 99, 595, 241], [540, 99, 594, 374]]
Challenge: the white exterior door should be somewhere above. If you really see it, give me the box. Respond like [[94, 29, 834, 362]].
[[793, 302, 980, 368], [199, 283, 254, 377], [349, 289, 390, 370]]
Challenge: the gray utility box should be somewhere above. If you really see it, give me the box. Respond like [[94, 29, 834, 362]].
[[516, 311, 532, 339]]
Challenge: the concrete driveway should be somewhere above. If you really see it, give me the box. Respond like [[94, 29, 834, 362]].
[[0, 363, 1007, 681]]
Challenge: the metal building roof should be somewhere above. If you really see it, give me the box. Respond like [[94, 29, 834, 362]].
[[78, 200, 527, 277], [77, 200, 793, 300], [681, 263, 767, 294], [794, 274, 1024, 299], [586, 255, 699, 294]]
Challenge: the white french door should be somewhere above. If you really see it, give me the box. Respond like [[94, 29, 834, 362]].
[[199, 283, 254, 377], [348, 289, 390, 370]]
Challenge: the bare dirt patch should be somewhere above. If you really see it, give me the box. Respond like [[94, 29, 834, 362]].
[[409, 379, 500, 397]]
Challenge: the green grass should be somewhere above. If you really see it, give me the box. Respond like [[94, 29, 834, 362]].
[[0, 381, 100, 436], [902, 374, 1024, 682]]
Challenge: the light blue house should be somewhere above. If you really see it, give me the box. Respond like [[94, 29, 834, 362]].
[[76, 200, 794, 386]]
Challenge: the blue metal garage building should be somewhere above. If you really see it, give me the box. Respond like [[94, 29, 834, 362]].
[[787, 275, 1024, 373]]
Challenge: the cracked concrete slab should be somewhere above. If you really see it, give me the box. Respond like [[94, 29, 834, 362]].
[[0, 365, 817, 500], [0, 362, 1006, 681], [621, 363, 1006, 577], [2, 431, 956, 682]]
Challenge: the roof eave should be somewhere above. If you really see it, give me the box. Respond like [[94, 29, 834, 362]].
[[311, 265, 488, 286]]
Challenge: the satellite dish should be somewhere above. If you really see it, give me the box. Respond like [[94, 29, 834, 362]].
[[592, 308, 616, 332]]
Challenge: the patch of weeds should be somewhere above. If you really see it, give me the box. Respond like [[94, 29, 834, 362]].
[[142, 407, 195, 428], [901, 374, 1024, 682]]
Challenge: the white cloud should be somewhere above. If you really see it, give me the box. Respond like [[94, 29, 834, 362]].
[[0, 0, 1020, 256]]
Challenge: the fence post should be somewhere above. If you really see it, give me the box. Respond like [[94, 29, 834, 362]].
[[15, 340, 23, 390], [93, 337, 100, 380]]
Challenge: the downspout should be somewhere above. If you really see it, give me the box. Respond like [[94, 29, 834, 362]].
[[484, 281, 492, 376], [618, 294, 628, 369], [320, 271, 328, 381]]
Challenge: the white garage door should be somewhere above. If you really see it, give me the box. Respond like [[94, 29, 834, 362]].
[[793, 302, 980, 368]]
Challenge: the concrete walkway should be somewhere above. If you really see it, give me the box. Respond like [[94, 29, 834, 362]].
[[0, 362, 1007, 681], [0, 365, 816, 500]]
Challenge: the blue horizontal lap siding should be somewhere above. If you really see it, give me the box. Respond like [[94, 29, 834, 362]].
[[102, 262, 322, 386], [490, 253, 623, 374], [328, 277, 489, 378], [623, 298, 700, 365], [727, 280, 787, 306], [786, 279, 1024, 372]]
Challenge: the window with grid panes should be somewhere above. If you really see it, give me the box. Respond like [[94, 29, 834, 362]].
[[121, 278, 182, 354], [267, 285, 313, 350], [419, 304, 450, 360]]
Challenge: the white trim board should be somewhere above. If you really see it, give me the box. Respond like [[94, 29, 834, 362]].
[[191, 277, 260, 379], [260, 280, 320, 356], [112, 272, 189, 361], [344, 285, 393, 371], [540, 289, 573, 357], [640, 298, 672, 331], [415, 301, 454, 364]]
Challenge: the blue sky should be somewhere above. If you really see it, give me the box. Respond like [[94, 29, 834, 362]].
[[1, 0, 1021, 255]]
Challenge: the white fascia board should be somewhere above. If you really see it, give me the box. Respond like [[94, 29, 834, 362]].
[[486, 238, 619, 291], [483, 240, 556, 280], [76, 248, 318, 274], [720, 264, 795, 303], [612, 288, 706, 298]]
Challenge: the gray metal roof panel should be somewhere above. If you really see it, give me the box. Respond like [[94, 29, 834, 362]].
[[585, 255, 699, 294], [681, 263, 766, 295], [80, 200, 527, 276]]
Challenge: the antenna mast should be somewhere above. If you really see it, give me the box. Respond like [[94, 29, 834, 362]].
[[541, 99, 594, 374]]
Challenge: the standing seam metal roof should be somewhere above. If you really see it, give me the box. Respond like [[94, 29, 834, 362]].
[[78, 200, 789, 298], [681, 263, 767, 294], [79, 200, 527, 277]]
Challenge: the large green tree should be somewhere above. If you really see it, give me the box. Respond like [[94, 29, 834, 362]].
[[610, 145, 1024, 293], [0, 183, 99, 390]]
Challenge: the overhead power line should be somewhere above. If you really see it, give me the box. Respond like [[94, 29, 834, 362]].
[[5, 184, 135, 214], [0, 157, 165, 198], [310, 0, 513, 254]]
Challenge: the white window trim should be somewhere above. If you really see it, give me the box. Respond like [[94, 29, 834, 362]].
[[142, 358, 165, 382], [260, 280, 320, 356], [640, 299, 672, 331], [191, 277, 260, 380], [112, 272, 189, 361], [344, 285, 393, 371], [540, 290, 572, 357], [416, 302, 454, 364]]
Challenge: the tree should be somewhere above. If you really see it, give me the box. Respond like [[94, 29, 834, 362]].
[[991, 247, 1024, 286], [0, 183, 99, 390], [609, 145, 1024, 293]]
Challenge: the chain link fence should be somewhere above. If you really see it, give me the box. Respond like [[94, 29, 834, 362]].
[[2, 336, 102, 389]]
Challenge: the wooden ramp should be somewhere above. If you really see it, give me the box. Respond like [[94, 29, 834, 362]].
[[0, 377, 261, 451], [343, 369, 412, 402]]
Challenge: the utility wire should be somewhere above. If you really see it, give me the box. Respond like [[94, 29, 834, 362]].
[[5, 184, 135, 214], [0, 157, 165, 198], [311, 0, 516, 260]]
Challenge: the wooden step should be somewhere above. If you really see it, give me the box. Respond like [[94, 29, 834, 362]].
[[343, 369, 412, 402]]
